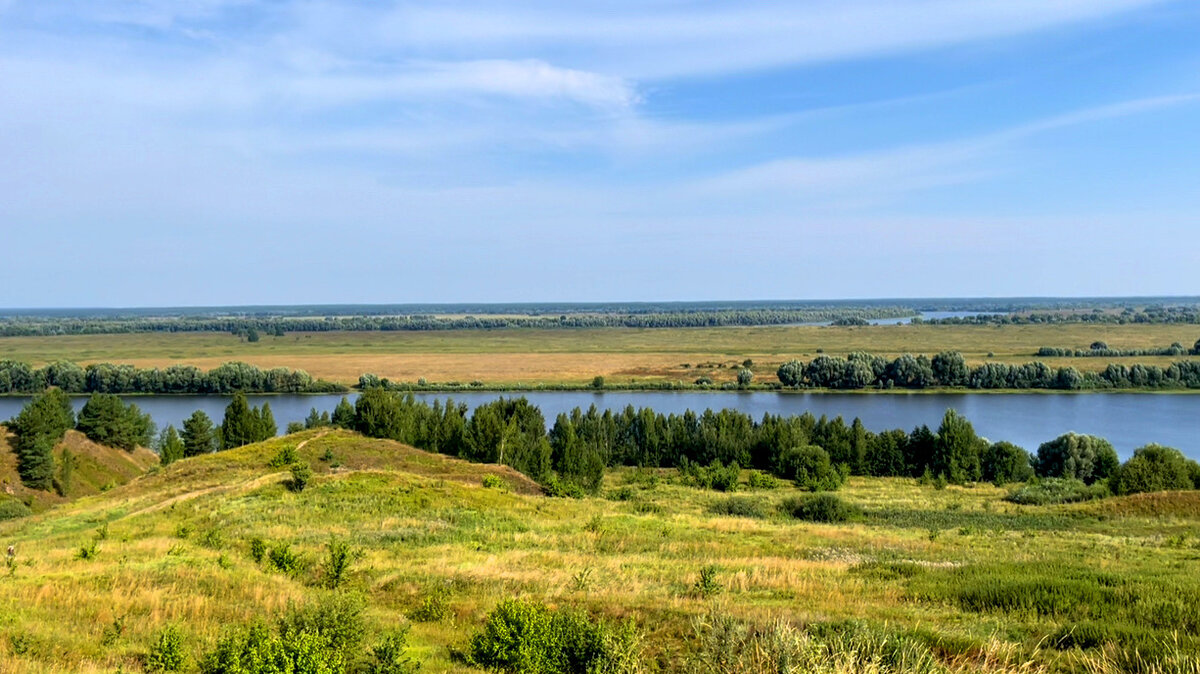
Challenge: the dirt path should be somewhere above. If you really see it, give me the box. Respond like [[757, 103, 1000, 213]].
[[121, 431, 330, 519]]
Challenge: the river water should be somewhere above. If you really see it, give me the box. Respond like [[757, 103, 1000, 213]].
[[2, 391, 1197, 460]]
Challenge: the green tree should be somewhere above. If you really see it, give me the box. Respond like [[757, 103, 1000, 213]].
[[9, 389, 75, 489], [257, 402, 277, 441], [157, 425, 185, 465], [932, 409, 983, 484], [1035, 433, 1119, 484], [774, 445, 844, 491], [75, 393, 154, 451], [981, 441, 1034, 484], [55, 446, 76, 496], [331, 396, 356, 428], [18, 434, 56, 491], [736, 369, 753, 387], [181, 410, 217, 457], [931, 351, 969, 387], [220, 392, 258, 449], [1111, 445, 1199, 495]]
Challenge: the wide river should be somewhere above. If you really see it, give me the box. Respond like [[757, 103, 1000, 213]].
[[2, 391, 1197, 460]]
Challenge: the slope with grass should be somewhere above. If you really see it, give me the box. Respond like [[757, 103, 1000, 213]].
[[1, 430, 1198, 673], [0, 429, 159, 515]]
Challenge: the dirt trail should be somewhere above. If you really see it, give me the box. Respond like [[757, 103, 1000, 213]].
[[121, 431, 330, 519]]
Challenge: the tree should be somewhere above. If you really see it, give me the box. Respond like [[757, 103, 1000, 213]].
[[157, 425, 184, 465], [981, 441, 1034, 484], [181, 410, 217, 457], [549, 414, 604, 493], [736, 369, 754, 387], [932, 352, 969, 387], [1035, 433, 1118, 484], [590, 375, 605, 389], [331, 396, 356, 428], [1193, 338, 1200, 356], [258, 402, 277, 440], [776, 360, 804, 387], [774, 445, 844, 491], [75, 393, 154, 451], [1090, 341, 1109, 351], [1110, 445, 1199, 495], [354, 388, 407, 440], [932, 409, 983, 484], [18, 434, 56, 491], [220, 392, 258, 449]]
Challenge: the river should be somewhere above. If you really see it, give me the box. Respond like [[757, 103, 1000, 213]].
[[2, 391, 1197, 460]]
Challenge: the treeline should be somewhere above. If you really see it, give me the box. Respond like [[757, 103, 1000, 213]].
[[1037, 339, 1199, 358], [0, 360, 345, 395], [922, 305, 1200, 325], [275, 390, 1196, 499], [775, 351, 1200, 390], [0, 307, 915, 337]]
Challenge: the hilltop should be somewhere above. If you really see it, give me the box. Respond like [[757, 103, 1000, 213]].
[[0, 429, 158, 516], [2, 430, 1199, 673]]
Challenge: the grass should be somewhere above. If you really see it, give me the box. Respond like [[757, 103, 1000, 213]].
[[0, 323, 1197, 387], [1, 430, 1199, 672]]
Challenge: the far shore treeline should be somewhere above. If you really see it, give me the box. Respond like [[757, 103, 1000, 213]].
[[0, 360, 345, 395]]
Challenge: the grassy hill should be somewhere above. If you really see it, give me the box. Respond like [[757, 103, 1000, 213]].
[[2, 430, 1199, 672], [1, 429, 159, 516]]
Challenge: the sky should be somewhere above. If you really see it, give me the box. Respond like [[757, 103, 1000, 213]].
[[1, 0, 1199, 307]]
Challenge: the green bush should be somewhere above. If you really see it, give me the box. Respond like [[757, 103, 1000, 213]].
[[288, 462, 312, 492], [1110, 444, 1200, 495], [774, 445, 845, 492], [745, 471, 780, 490], [779, 494, 862, 523], [269, 446, 298, 468], [248, 537, 267, 564], [693, 565, 723, 598], [145, 625, 186, 672], [482, 474, 507, 490], [467, 598, 640, 674], [268, 543, 301, 574], [364, 629, 419, 674], [409, 585, 451, 623], [981, 441, 1034, 484], [0, 497, 32, 521], [679, 459, 741, 492], [321, 539, 358, 589], [1005, 478, 1111, 505], [708, 496, 768, 519]]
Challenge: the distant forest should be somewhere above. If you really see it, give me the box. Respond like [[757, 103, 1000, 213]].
[[2, 297, 1200, 335]]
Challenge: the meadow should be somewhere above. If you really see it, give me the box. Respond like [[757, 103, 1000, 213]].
[[2, 429, 1199, 672], [0, 323, 1198, 387]]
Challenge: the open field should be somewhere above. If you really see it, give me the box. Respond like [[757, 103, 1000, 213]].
[[0, 323, 1198, 387], [2, 429, 1199, 672]]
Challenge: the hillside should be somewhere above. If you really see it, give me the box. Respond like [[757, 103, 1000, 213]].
[[2, 430, 1199, 673], [0, 429, 159, 516]]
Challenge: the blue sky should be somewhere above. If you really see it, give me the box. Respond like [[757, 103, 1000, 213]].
[[1, 0, 1199, 306]]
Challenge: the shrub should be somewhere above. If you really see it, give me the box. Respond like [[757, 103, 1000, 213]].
[[708, 496, 768, 519], [542, 475, 585, 498], [285, 421, 305, 434], [482, 474, 506, 490], [288, 462, 312, 492], [780, 494, 862, 523], [269, 446, 298, 468], [981, 441, 1034, 484], [774, 445, 844, 492], [364, 629, 420, 674], [693, 565, 723, 597], [145, 625, 186, 672], [409, 585, 451, 622], [679, 459, 741, 492], [1006, 478, 1110, 505], [591, 376, 605, 389], [321, 538, 358, 589], [746, 471, 780, 490], [1111, 444, 1200, 496], [248, 537, 267, 563], [467, 598, 640, 674], [0, 497, 32, 521], [268, 543, 301, 574], [76, 541, 99, 561]]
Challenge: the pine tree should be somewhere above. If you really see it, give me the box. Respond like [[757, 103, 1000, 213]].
[[18, 434, 56, 491], [158, 425, 185, 465], [933, 409, 983, 484], [331, 396, 356, 429], [220, 392, 256, 449], [257, 402, 277, 441], [181, 410, 217, 457]]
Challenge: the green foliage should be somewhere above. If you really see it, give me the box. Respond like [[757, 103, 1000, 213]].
[[745, 471, 780, 490], [221, 392, 275, 450], [481, 474, 506, 490], [54, 446, 75, 496], [409, 585, 451, 622], [145, 625, 186, 672], [779, 494, 863, 523], [1111, 445, 1200, 496], [707, 496, 768, 518], [9, 389, 74, 489], [1005, 478, 1111, 505], [289, 462, 313, 493], [590, 376, 605, 389], [981, 441, 1034, 484], [76, 393, 154, 451], [0, 496, 33, 521], [268, 543, 301, 574], [775, 445, 844, 491], [693, 565, 723, 598], [364, 629, 420, 674], [182, 410, 218, 457], [269, 446, 299, 468], [331, 397, 356, 429], [736, 369, 753, 387], [157, 425, 185, 465], [931, 409, 982, 484], [679, 459, 741, 492], [467, 598, 641, 674], [1036, 433, 1119, 484], [248, 537, 267, 564], [76, 541, 99, 560], [321, 539, 358, 589]]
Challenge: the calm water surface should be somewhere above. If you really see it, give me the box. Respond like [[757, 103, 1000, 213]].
[[2, 392, 1197, 460]]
